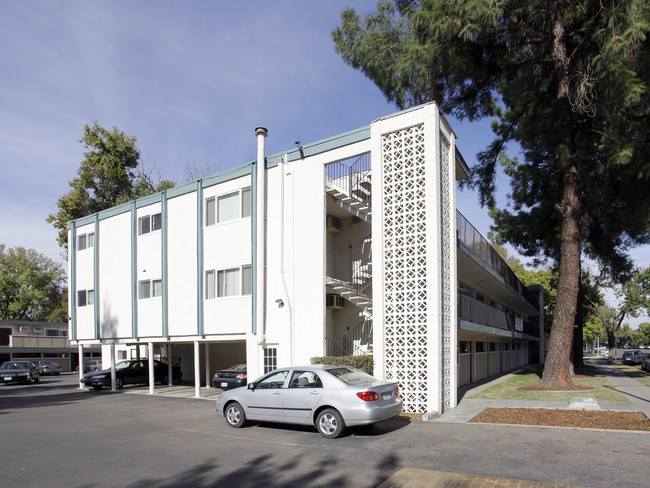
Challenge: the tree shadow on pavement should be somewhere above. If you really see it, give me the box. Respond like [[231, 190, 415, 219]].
[[127, 452, 401, 488]]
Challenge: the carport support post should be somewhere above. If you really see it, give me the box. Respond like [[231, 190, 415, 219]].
[[78, 344, 84, 388], [148, 342, 155, 395], [204, 345, 211, 389], [167, 344, 172, 386], [194, 341, 201, 398], [110, 343, 117, 391]]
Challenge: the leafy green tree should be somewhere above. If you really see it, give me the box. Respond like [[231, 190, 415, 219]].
[[333, 0, 650, 387], [618, 323, 643, 347], [583, 316, 605, 352], [588, 267, 650, 357], [0, 245, 66, 322], [638, 322, 650, 346], [47, 122, 174, 251]]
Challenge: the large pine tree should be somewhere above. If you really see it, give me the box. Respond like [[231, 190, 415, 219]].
[[333, 0, 650, 387]]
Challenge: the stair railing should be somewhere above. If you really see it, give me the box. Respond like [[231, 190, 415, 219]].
[[326, 153, 371, 206]]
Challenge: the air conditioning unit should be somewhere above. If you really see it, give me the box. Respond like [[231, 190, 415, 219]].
[[33, 327, 42, 333], [326, 294, 345, 309], [326, 215, 341, 232], [19, 326, 29, 332]]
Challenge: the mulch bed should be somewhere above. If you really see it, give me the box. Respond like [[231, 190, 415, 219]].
[[518, 385, 594, 391], [471, 407, 650, 431]]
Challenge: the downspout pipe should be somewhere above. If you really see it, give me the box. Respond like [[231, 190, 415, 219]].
[[255, 127, 268, 342]]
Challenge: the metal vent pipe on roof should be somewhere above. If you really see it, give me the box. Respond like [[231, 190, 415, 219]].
[[255, 127, 268, 343]]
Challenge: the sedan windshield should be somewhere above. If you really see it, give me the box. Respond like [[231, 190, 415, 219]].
[[0, 362, 28, 370], [327, 367, 376, 385]]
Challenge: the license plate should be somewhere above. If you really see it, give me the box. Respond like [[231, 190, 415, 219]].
[[382, 394, 392, 400], [4, 377, 12, 381], [221, 382, 228, 387]]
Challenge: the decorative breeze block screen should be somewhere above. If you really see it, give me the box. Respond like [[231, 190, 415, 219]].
[[381, 123, 429, 413], [439, 134, 453, 410]]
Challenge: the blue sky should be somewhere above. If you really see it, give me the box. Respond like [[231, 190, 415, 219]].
[[1, 1, 647, 322]]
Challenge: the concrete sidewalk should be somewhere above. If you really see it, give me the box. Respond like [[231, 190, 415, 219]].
[[384, 359, 649, 487], [428, 357, 650, 423]]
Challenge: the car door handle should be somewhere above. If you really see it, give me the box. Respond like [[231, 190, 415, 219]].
[[310, 391, 320, 395], [273, 391, 281, 395]]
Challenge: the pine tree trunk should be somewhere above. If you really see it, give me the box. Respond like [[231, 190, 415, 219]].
[[539, 10, 581, 388]]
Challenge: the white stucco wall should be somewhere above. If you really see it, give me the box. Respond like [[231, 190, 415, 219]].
[[98, 212, 132, 339], [167, 191, 198, 337]]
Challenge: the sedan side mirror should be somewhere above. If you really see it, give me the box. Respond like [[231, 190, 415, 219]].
[[247, 383, 255, 390]]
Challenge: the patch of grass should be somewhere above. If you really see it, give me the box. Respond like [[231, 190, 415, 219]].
[[469, 364, 630, 403], [611, 363, 650, 387]]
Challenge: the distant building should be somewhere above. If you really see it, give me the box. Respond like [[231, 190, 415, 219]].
[[0, 319, 99, 371], [68, 103, 543, 414]]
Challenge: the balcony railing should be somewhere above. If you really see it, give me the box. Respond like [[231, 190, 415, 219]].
[[456, 210, 540, 311], [326, 153, 371, 206], [9, 336, 72, 348], [458, 292, 539, 338]]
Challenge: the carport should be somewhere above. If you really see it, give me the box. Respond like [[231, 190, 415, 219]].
[[75, 339, 246, 397]]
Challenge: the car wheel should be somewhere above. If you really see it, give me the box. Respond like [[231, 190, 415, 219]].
[[160, 374, 169, 385], [225, 402, 246, 428], [316, 408, 345, 439], [115, 378, 124, 389]]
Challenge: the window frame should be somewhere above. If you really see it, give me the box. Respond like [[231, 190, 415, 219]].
[[205, 187, 252, 227], [204, 265, 252, 299], [263, 346, 277, 373], [77, 289, 94, 307], [77, 232, 95, 251], [139, 279, 162, 300], [138, 213, 162, 236]]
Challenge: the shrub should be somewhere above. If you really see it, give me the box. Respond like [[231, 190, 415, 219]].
[[310, 355, 374, 375]]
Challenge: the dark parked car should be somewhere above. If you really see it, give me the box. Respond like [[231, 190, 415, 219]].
[[35, 360, 63, 375], [212, 363, 247, 390], [80, 359, 182, 390], [641, 353, 650, 371], [83, 360, 103, 372], [621, 349, 644, 365], [215, 365, 402, 438], [0, 361, 40, 384]]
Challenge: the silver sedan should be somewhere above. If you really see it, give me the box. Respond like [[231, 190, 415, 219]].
[[215, 364, 402, 438]]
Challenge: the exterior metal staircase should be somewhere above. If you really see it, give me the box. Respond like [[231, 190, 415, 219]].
[[325, 155, 374, 356], [325, 153, 372, 222]]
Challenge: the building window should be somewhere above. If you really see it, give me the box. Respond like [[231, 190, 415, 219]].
[[242, 265, 252, 295], [46, 329, 67, 337], [139, 279, 162, 299], [205, 266, 252, 299], [206, 198, 216, 226], [77, 232, 95, 251], [118, 350, 127, 360], [138, 213, 162, 235], [205, 187, 251, 227], [152, 279, 163, 297], [263, 346, 277, 373], [77, 289, 94, 307], [475, 341, 485, 353], [217, 268, 240, 297]]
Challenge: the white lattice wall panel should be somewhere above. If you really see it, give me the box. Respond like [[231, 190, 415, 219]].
[[439, 134, 453, 410], [381, 124, 429, 413]]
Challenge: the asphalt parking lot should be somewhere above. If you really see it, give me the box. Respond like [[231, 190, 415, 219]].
[[0, 373, 647, 488]]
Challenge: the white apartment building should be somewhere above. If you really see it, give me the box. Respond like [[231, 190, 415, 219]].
[[68, 103, 543, 414]]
